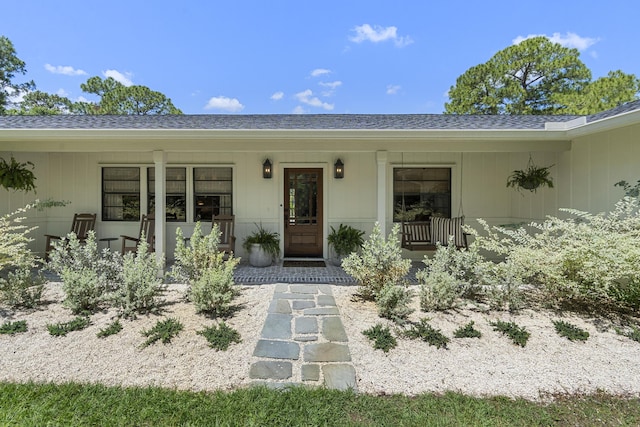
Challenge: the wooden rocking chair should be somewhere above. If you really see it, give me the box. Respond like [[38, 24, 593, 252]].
[[44, 213, 97, 259], [121, 213, 155, 254], [213, 214, 236, 254]]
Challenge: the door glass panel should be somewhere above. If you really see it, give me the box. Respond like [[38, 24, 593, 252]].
[[288, 172, 318, 225]]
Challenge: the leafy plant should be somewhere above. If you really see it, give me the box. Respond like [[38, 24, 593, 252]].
[[141, 318, 183, 347], [615, 180, 640, 198], [362, 323, 397, 353], [403, 318, 450, 349], [47, 316, 91, 337], [49, 232, 121, 314], [342, 223, 411, 302], [0, 203, 39, 272], [615, 325, 640, 343], [490, 320, 530, 347], [197, 321, 241, 351], [0, 156, 36, 193], [375, 282, 413, 322], [189, 260, 240, 316], [242, 223, 280, 258], [97, 320, 123, 338], [327, 224, 365, 257], [553, 320, 589, 342], [0, 264, 45, 308], [110, 237, 165, 318], [453, 321, 482, 339], [0, 320, 27, 335], [506, 157, 553, 193]]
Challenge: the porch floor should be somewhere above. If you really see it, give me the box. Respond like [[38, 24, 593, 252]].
[[232, 260, 422, 285]]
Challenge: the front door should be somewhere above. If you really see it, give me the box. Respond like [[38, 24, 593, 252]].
[[284, 168, 323, 257]]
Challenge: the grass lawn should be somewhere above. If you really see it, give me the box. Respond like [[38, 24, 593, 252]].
[[1, 382, 639, 426]]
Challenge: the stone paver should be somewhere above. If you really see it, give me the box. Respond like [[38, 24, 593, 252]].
[[249, 283, 358, 391], [323, 364, 357, 390], [253, 339, 299, 359], [260, 313, 292, 339]]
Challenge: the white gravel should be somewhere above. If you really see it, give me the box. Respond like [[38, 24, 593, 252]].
[[2, 282, 640, 401]]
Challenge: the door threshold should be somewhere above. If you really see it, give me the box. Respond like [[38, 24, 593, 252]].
[[282, 257, 325, 261]]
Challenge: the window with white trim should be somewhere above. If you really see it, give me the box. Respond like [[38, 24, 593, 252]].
[[102, 167, 141, 221], [148, 167, 186, 222], [193, 167, 233, 221], [393, 168, 451, 222]]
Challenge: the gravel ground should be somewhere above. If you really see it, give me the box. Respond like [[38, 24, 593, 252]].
[[2, 282, 640, 401]]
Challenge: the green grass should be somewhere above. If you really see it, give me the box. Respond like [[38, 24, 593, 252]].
[[1, 382, 639, 426]]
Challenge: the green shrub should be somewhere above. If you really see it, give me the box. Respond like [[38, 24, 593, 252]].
[[327, 224, 365, 257], [174, 222, 225, 284], [616, 325, 640, 343], [490, 320, 530, 347], [141, 318, 183, 347], [375, 282, 413, 322], [553, 320, 589, 342], [403, 318, 450, 349], [342, 223, 411, 302], [197, 321, 241, 351], [189, 262, 240, 316], [417, 239, 485, 311], [362, 323, 397, 353], [0, 264, 45, 308], [0, 320, 27, 335], [49, 232, 120, 314], [97, 320, 123, 338], [453, 321, 482, 338], [110, 238, 165, 318], [47, 316, 91, 337]]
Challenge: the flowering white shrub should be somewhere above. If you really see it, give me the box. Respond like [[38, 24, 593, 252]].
[[0, 263, 45, 308], [0, 203, 38, 272], [342, 223, 413, 321], [467, 197, 640, 309]]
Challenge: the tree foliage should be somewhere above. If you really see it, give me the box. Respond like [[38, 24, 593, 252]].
[[445, 37, 639, 115], [76, 76, 182, 115], [0, 36, 35, 114], [7, 90, 73, 115]]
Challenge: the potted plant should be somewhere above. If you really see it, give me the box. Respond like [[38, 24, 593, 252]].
[[327, 224, 365, 266], [506, 157, 554, 193], [0, 156, 36, 193], [242, 224, 280, 267]]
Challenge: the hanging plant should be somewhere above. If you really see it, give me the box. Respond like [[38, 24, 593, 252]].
[[506, 156, 553, 193], [0, 156, 37, 193]]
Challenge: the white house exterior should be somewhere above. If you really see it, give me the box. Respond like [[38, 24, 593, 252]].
[[1, 100, 639, 262]]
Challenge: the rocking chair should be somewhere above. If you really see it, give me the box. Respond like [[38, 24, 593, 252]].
[[121, 213, 155, 254], [44, 213, 97, 259], [213, 214, 236, 254]]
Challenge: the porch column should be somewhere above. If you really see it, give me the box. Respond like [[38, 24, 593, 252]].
[[376, 151, 388, 236], [153, 150, 166, 271]]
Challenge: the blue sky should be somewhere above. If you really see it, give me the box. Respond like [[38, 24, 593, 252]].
[[4, 0, 640, 114]]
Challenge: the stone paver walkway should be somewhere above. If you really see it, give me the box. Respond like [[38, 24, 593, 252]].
[[249, 283, 357, 390]]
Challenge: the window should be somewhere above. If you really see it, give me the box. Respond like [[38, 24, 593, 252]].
[[193, 167, 233, 221], [148, 167, 186, 222], [102, 167, 141, 221], [393, 168, 451, 222]]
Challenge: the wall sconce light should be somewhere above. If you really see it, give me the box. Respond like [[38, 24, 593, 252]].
[[263, 158, 272, 179], [334, 159, 344, 179]]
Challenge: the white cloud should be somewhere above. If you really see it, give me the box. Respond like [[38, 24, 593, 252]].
[[292, 105, 306, 114], [513, 32, 599, 51], [103, 69, 134, 86], [45, 64, 87, 76], [56, 88, 70, 97], [271, 91, 284, 101], [311, 68, 331, 77], [319, 80, 342, 97], [349, 24, 413, 47], [295, 89, 334, 110], [204, 96, 245, 112], [386, 84, 401, 95]]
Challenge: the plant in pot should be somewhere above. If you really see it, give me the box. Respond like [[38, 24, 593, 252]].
[[327, 224, 365, 266], [506, 157, 554, 193], [242, 224, 280, 267], [0, 156, 36, 193]]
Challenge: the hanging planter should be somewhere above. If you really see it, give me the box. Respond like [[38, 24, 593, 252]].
[[0, 156, 37, 193], [506, 156, 553, 193]]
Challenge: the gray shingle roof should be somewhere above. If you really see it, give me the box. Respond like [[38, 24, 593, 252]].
[[1, 100, 638, 131]]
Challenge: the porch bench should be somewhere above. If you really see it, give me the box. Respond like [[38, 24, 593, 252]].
[[401, 218, 469, 251]]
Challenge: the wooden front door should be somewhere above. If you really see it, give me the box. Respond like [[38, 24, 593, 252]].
[[284, 168, 323, 257]]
